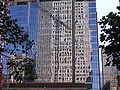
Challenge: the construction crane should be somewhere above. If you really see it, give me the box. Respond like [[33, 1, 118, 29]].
[[8, 0, 75, 83], [40, 3, 61, 82], [38, 0, 75, 83], [7, 0, 75, 83], [37, 2, 71, 30], [37, 1, 72, 82], [22, 0, 75, 83]]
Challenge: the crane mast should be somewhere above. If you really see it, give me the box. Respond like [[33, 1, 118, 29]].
[[38, 0, 75, 83]]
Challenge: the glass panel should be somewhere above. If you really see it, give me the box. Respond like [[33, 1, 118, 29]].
[[89, 25, 97, 30], [89, 19, 97, 24], [92, 50, 98, 55], [89, 2, 96, 7], [91, 56, 99, 62], [90, 31, 98, 36], [92, 63, 98, 68], [89, 8, 96, 13], [91, 43, 98, 49], [91, 37, 98, 42], [89, 13, 97, 18]]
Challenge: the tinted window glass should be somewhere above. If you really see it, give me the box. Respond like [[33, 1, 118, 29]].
[[89, 25, 97, 30], [91, 37, 98, 42], [89, 14, 96, 18], [89, 19, 97, 24], [89, 8, 96, 13], [89, 2, 96, 7], [90, 31, 98, 36]]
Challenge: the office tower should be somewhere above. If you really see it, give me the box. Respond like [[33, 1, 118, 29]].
[[36, 0, 100, 90], [2, 0, 39, 78]]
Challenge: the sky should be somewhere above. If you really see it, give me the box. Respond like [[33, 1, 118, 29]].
[[96, 0, 119, 21], [96, 0, 119, 35]]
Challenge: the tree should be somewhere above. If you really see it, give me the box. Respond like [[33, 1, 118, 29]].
[[24, 58, 37, 82], [7, 55, 37, 83], [99, 7, 120, 70], [0, 1, 35, 83]]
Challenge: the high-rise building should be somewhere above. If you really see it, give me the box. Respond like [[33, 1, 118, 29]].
[[36, 0, 100, 90]]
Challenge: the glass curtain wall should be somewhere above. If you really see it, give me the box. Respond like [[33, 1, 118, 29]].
[[9, 1, 39, 59], [3, 1, 39, 77], [89, 0, 100, 90]]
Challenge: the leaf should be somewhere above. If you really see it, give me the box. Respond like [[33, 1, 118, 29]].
[[99, 9, 120, 70], [100, 33, 106, 42], [0, 1, 35, 83]]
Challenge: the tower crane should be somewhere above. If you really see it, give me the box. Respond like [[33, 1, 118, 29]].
[[38, 2, 71, 30], [8, 0, 75, 83], [37, 1, 72, 82], [38, 0, 75, 83]]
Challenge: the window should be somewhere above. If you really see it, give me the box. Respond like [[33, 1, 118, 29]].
[[89, 8, 96, 13], [91, 56, 99, 62], [89, 19, 97, 24], [77, 78, 79, 80], [90, 31, 98, 36], [89, 14, 96, 18], [91, 37, 98, 42], [92, 50, 98, 55], [89, 25, 97, 30], [92, 63, 98, 68], [89, 2, 96, 7]]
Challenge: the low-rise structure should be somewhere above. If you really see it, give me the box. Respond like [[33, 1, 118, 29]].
[[101, 49, 118, 90]]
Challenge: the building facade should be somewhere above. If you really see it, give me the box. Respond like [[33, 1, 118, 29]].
[[3, 0, 100, 90], [101, 49, 118, 90], [36, 0, 100, 90], [9, 0, 39, 58], [3, 0, 39, 79]]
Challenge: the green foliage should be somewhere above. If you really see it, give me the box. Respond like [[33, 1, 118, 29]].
[[0, 1, 34, 54], [7, 59, 24, 83], [24, 59, 37, 82], [7, 57, 37, 83], [0, 1, 35, 83], [99, 9, 120, 70]]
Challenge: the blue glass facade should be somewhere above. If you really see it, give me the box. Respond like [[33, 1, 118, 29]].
[[2, 1, 100, 90], [9, 2, 39, 58], [3, 1, 39, 75], [89, 0, 100, 90]]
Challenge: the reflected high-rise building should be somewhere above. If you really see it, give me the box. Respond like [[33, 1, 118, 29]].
[[36, 0, 100, 90], [4, 0, 100, 90]]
